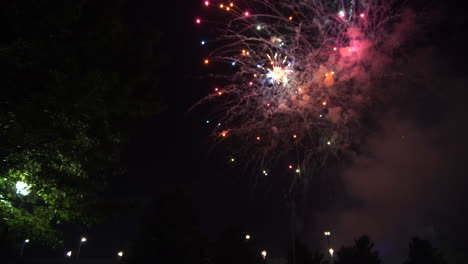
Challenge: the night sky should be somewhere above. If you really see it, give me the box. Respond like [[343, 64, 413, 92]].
[[18, 0, 468, 263]]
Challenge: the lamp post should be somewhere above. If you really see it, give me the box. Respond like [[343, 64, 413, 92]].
[[19, 239, 29, 257], [76, 237, 87, 262], [324, 231, 333, 263], [116, 251, 124, 263], [324, 231, 331, 248], [65, 250, 73, 264], [329, 248, 335, 263]]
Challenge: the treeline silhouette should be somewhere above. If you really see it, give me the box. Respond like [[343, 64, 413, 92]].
[[124, 192, 448, 264]]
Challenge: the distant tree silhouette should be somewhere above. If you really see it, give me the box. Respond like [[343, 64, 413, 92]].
[[335, 235, 381, 264], [287, 239, 324, 264], [403, 237, 446, 264]]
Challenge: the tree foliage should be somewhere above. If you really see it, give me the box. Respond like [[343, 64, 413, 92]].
[[403, 237, 446, 264], [287, 239, 324, 264], [0, 0, 164, 245], [335, 235, 381, 264]]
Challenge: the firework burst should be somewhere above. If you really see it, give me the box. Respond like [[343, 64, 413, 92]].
[[193, 0, 412, 183]]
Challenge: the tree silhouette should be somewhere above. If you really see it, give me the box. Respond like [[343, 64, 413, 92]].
[[403, 237, 446, 264], [335, 235, 381, 264], [287, 239, 324, 264]]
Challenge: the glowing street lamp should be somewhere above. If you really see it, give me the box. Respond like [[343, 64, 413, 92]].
[[65, 250, 72, 258], [245, 234, 251, 240], [329, 248, 334, 257], [324, 231, 331, 248], [261, 250, 267, 259], [76, 236, 87, 260], [15, 181, 30, 196], [117, 251, 124, 257], [19, 238, 30, 257]]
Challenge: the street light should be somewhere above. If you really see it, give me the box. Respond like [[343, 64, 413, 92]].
[[116, 251, 124, 263], [65, 250, 73, 258], [15, 181, 31, 196], [261, 250, 267, 259], [324, 231, 331, 248], [245, 234, 251, 240], [76, 236, 87, 261], [329, 248, 334, 257], [19, 238, 30, 257]]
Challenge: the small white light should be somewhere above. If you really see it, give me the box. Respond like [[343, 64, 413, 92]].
[[66, 251, 72, 257], [329, 248, 334, 256], [201, 40, 206, 45], [25, 239, 30, 243], [261, 250, 267, 259], [117, 251, 124, 257], [81, 237, 87, 243], [256, 25, 262, 30], [15, 181, 30, 196], [245, 234, 251, 240]]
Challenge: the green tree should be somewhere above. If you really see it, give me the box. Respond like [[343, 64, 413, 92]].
[[403, 237, 446, 264], [0, 0, 165, 245], [335, 235, 381, 264]]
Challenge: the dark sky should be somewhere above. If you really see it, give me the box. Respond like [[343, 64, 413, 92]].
[[30, 0, 467, 262]]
